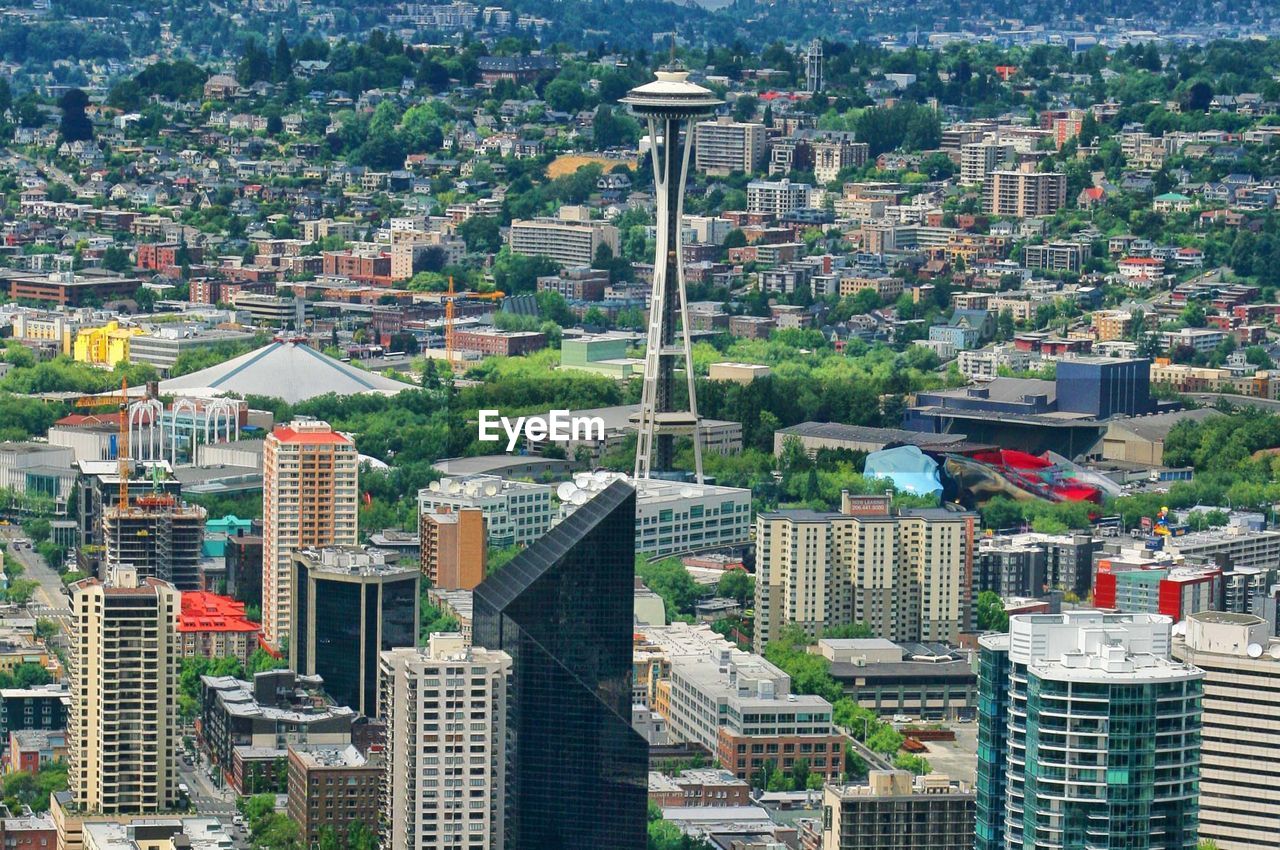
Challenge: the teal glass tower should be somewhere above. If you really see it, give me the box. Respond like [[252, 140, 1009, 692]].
[[976, 612, 1203, 850]]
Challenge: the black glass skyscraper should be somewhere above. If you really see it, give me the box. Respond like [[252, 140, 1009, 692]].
[[473, 479, 647, 850]]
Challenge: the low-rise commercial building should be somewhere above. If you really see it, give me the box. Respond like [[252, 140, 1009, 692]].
[[418, 475, 555, 548], [819, 639, 978, 721], [638, 623, 844, 784], [199, 670, 355, 795]]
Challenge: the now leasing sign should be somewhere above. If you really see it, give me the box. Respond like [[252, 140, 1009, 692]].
[[477, 409, 606, 452]]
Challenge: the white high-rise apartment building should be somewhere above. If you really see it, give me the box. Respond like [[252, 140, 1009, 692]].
[[694, 117, 767, 176], [69, 568, 180, 814], [380, 634, 511, 850], [746, 178, 812, 216], [262, 419, 358, 647], [754, 494, 975, 650]]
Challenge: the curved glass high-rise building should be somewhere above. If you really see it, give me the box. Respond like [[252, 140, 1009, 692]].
[[977, 612, 1203, 850]]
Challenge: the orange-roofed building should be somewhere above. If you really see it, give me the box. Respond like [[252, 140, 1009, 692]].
[[262, 420, 359, 648], [178, 591, 263, 666]]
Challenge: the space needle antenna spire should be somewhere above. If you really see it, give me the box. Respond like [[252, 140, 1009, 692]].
[[622, 63, 722, 483]]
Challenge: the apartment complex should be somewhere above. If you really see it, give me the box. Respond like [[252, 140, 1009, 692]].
[[982, 166, 1067, 218], [754, 494, 975, 650], [417, 475, 554, 548], [69, 570, 180, 814], [638, 623, 844, 783], [177, 591, 261, 667], [746, 179, 813, 216], [102, 495, 207, 590], [289, 547, 419, 718], [694, 117, 767, 175], [821, 771, 976, 850], [285, 744, 381, 849], [262, 420, 359, 647], [976, 613, 1203, 850], [508, 209, 620, 267], [419, 507, 486, 591], [960, 141, 1015, 184], [1171, 611, 1280, 849], [811, 136, 869, 183], [379, 635, 511, 850]]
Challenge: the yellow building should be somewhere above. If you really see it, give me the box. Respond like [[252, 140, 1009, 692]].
[[12, 313, 76, 355], [73, 321, 141, 367]]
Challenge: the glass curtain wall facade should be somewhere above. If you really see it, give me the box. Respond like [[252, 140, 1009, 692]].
[[473, 479, 648, 850], [977, 615, 1203, 850]]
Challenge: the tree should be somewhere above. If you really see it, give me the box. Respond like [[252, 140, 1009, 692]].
[[716, 570, 754, 604], [458, 215, 502, 254], [102, 246, 131, 272], [976, 590, 1009, 632], [58, 88, 93, 142], [544, 77, 587, 113], [733, 94, 758, 123], [272, 36, 293, 83]]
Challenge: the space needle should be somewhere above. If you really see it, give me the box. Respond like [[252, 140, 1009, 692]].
[[622, 64, 721, 484]]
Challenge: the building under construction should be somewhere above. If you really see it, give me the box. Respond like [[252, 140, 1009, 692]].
[[103, 492, 207, 590], [74, 459, 183, 577]]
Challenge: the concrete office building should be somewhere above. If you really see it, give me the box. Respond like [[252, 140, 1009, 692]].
[[127, 329, 258, 374], [379, 635, 511, 850], [982, 165, 1067, 218], [290, 547, 419, 718], [418, 475, 554, 548], [508, 210, 620, 268], [262, 420, 359, 648], [754, 494, 975, 651], [819, 639, 978, 721], [286, 744, 381, 849], [1171, 611, 1280, 849], [822, 771, 976, 850], [976, 613, 1203, 850], [102, 495, 207, 590], [69, 570, 180, 814], [0, 442, 76, 513], [639, 623, 844, 783], [695, 117, 767, 176], [558, 472, 753, 558], [419, 507, 486, 590], [746, 179, 812, 216]]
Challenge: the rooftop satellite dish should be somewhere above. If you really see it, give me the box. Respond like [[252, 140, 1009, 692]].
[[1171, 622, 1187, 636], [446, 480, 461, 494], [592, 471, 611, 484], [574, 473, 591, 487], [1269, 644, 1280, 661], [1248, 643, 1264, 658], [429, 481, 441, 492], [484, 482, 500, 497], [680, 487, 696, 499], [570, 490, 590, 505], [556, 482, 578, 501]]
